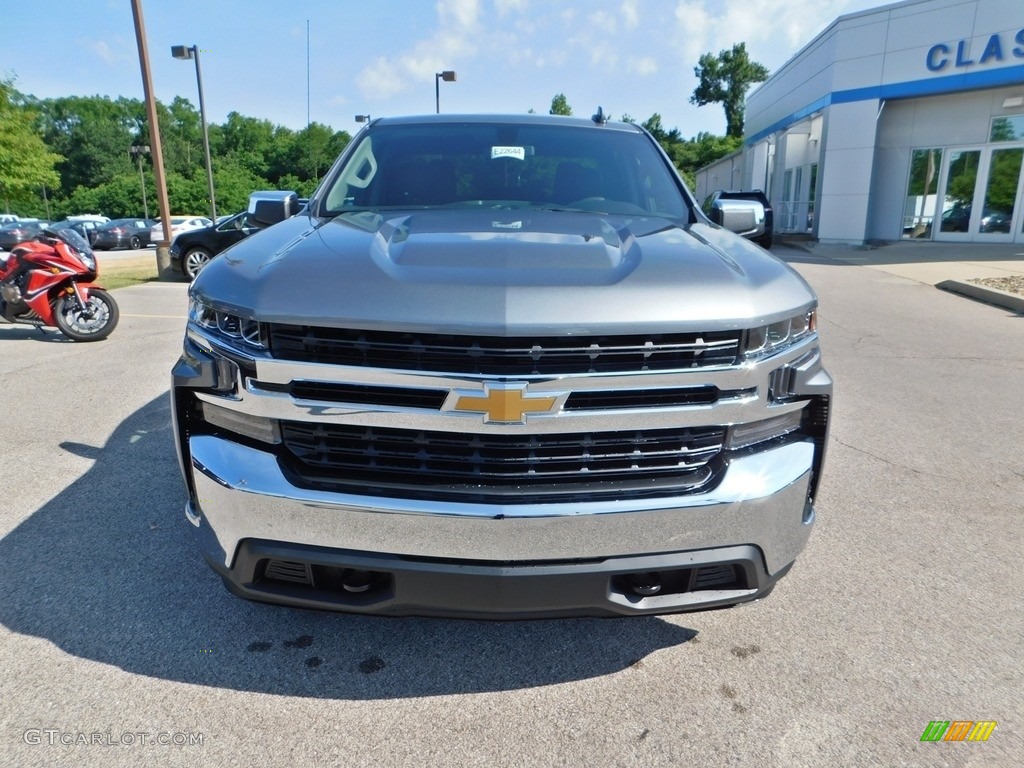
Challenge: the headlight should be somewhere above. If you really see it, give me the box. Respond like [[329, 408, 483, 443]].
[[744, 310, 816, 360], [188, 297, 265, 348], [78, 252, 96, 271]]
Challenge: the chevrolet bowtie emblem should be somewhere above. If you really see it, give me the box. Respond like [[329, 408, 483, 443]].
[[450, 383, 560, 424]]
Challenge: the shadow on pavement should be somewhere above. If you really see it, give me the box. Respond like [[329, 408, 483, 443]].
[[0, 393, 697, 700]]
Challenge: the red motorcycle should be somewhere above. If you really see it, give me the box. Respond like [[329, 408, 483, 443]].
[[0, 227, 119, 341]]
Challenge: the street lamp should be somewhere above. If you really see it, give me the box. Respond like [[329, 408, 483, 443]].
[[129, 145, 150, 218], [171, 44, 217, 221], [435, 70, 456, 113]]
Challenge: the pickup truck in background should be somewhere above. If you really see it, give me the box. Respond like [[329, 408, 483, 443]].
[[171, 113, 831, 618]]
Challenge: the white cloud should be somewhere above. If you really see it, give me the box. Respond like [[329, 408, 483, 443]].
[[495, 0, 528, 17], [355, 3, 481, 100], [621, 0, 639, 29], [672, 0, 713, 64], [91, 41, 114, 63], [439, 0, 480, 29], [587, 10, 615, 30], [671, 0, 859, 73], [627, 56, 658, 76], [356, 56, 408, 100]]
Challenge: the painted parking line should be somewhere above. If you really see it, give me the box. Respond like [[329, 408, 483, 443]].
[[121, 314, 188, 319]]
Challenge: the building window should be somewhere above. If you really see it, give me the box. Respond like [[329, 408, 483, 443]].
[[990, 115, 1024, 143], [902, 148, 942, 239]]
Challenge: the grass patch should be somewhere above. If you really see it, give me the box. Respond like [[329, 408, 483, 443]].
[[97, 255, 176, 290]]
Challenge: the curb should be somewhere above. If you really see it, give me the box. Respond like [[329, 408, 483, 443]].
[[936, 279, 1024, 315]]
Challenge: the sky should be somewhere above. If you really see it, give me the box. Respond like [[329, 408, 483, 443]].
[[1, 0, 888, 138]]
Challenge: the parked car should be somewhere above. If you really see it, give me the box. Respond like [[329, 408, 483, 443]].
[[48, 219, 103, 242], [940, 203, 970, 232], [0, 220, 50, 251], [148, 215, 212, 245], [702, 190, 774, 248], [91, 218, 156, 250], [979, 207, 1012, 233], [67, 214, 110, 225], [169, 211, 260, 280]]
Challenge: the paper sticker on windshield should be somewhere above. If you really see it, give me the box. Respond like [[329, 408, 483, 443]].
[[491, 146, 526, 161]]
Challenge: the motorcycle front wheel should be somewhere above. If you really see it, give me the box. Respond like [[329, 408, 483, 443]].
[[55, 289, 119, 342]]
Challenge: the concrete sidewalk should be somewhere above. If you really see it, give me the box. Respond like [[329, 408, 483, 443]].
[[776, 238, 1024, 313]]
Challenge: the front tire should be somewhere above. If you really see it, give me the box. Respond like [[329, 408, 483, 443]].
[[55, 289, 119, 342], [184, 247, 213, 281]]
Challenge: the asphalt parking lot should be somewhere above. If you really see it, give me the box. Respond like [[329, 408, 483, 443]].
[[1, 245, 1021, 767]]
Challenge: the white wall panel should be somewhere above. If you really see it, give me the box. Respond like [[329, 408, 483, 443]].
[[973, 0, 1024, 33], [832, 55, 886, 91], [885, 4, 978, 51], [835, 19, 891, 60]]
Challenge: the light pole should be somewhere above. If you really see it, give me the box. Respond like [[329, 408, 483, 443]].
[[435, 70, 456, 113], [171, 44, 217, 221], [129, 145, 150, 218]]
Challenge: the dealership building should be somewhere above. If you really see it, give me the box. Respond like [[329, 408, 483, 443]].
[[695, 0, 1024, 244]]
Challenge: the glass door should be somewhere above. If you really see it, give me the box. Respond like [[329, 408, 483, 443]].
[[935, 146, 1024, 242], [977, 147, 1023, 242], [936, 149, 981, 240]]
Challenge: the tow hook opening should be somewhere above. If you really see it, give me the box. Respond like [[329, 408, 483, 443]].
[[611, 564, 747, 600]]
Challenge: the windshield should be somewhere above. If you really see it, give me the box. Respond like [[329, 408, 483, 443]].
[[321, 122, 689, 219], [44, 225, 94, 257]]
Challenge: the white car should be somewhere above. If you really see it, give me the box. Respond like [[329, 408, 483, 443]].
[[67, 214, 110, 225], [149, 216, 212, 245]]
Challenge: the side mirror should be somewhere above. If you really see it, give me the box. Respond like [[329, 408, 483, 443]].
[[710, 198, 767, 240], [248, 191, 300, 227]]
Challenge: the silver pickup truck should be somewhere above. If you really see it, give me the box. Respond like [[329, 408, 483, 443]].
[[172, 113, 832, 618]]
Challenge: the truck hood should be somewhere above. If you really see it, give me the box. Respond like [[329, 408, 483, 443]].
[[193, 209, 816, 335]]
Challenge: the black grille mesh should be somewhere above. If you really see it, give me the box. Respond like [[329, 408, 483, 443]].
[[267, 325, 742, 374], [280, 422, 726, 502]]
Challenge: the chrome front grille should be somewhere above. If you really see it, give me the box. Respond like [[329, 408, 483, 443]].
[[267, 325, 742, 374], [279, 422, 726, 502]]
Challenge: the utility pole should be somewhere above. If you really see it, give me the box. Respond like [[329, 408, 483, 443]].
[[130, 0, 174, 280]]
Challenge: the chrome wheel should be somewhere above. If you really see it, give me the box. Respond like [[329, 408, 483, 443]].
[[184, 248, 213, 280]]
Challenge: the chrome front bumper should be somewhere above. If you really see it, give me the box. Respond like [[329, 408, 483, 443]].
[[189, 434, 815, 572]]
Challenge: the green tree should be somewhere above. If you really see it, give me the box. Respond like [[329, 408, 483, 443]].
[[667, 132, 743, 188], [690, 42, 769, 138], [0, 79, 62, 212], [212, 161, 269, 214], [549, 93, 572, 116], [216, 112, 276, 178], [279, 123, 350, 185], [35, 94, 142, 198], [156, 96, 204, 177]]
